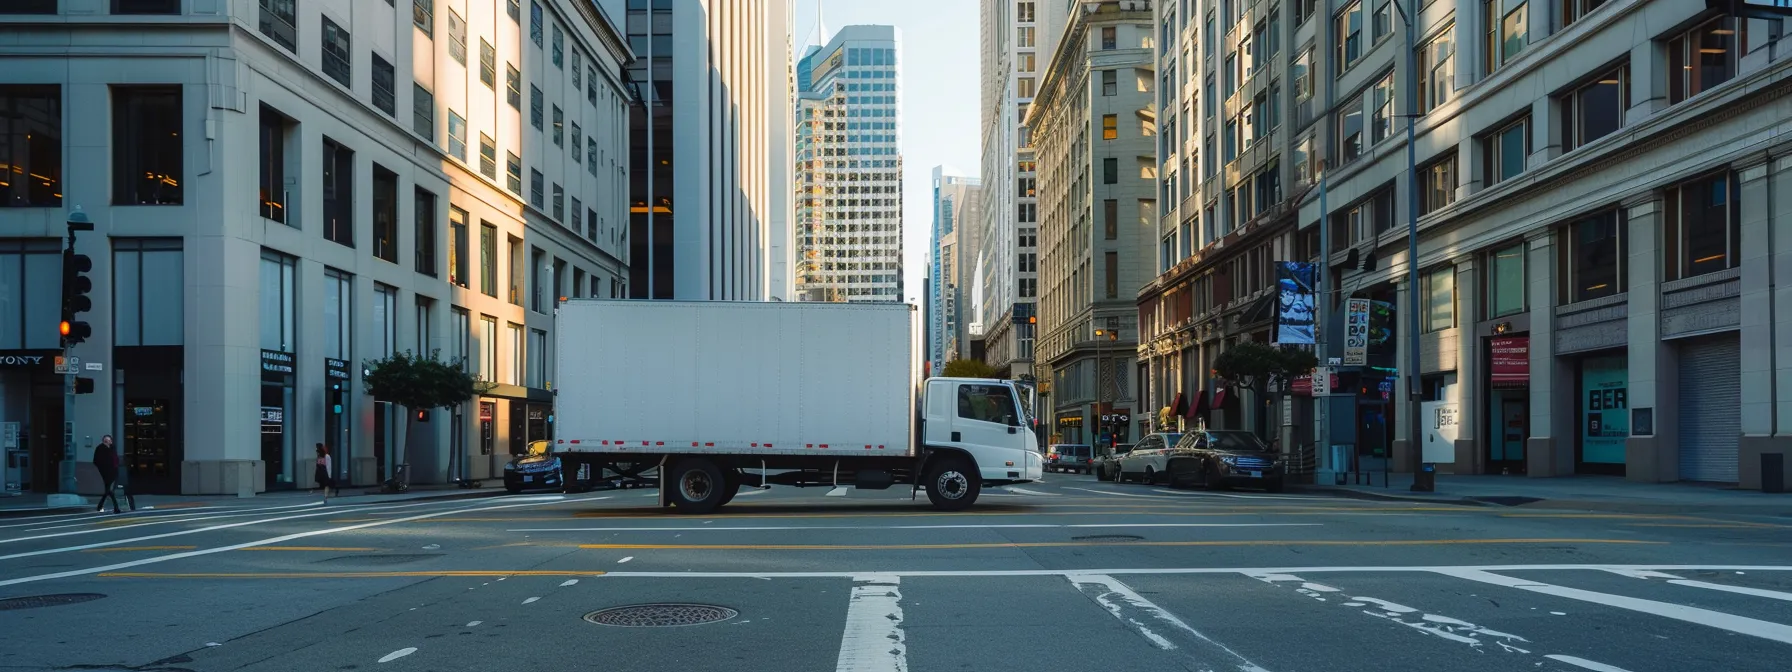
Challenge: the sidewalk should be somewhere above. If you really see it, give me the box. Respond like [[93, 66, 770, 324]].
[[0, 481, 507, 515], [1295, 473, 1792, 516]]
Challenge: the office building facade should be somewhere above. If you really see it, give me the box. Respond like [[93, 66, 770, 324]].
[[930, 168, 980, 370]]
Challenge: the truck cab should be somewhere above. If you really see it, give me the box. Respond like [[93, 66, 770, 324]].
[[921, 378, 1043, 485]]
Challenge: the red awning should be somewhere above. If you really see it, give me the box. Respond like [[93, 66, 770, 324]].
[[1212, 387, 1229, 409], [1171, 392, 1188, 417], [1491, 336, 1530, 389]]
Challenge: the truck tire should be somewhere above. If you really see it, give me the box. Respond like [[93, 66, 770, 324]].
[[666, 458, 727, 514], [923, 453, 980, 511], [717, 468, 742, 507]]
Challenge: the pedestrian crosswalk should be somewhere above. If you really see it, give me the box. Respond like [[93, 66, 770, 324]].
[[162, 564, 1792, 672]]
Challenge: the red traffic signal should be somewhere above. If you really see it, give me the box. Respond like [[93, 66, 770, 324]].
[[415, 409, 430, 422]]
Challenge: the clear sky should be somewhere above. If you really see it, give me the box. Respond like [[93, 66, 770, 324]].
[[792, 0, 980, 305]]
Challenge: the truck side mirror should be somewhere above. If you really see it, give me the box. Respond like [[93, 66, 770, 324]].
[[1003, 414, 1017, 427]]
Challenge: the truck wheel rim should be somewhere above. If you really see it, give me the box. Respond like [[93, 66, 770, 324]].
[[680, 471, 713, 501], [936, 471, 968, 499]]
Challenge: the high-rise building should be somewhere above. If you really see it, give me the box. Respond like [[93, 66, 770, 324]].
[[1030, 0, 1156, 447], [794, 25, 905, 303], [930, 168, 980, 371], [976, 0, 1066, 380], [0, 0, 632, 495], [625, 0, 793, 301]]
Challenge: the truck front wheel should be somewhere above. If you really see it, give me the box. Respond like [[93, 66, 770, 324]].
[[666, 458, 727, 514], [923, 454, 981, 511]]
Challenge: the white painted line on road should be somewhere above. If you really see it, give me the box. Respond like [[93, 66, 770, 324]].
[[466, 621, 482, 627], [0, 510, 111, 527], [593, 565, 1792, 580], [522, 597, 540, 604], [0, 507, 223, 530], [1001, 487, 1060, 496], [1666, 579, 1792, 602], [4, 502, 326, 539], [1434, 569, 1792, 646], [378, 648, 417, 663], [736, 488, 768, 496], [509, 523, 1323, 533], [560, 579, 579, 587], [1152, 489, 1312, 501], [1069, 574, 1271, 671], [0, 496, 496, 561], [1544, 655, 1635, 672], [826, 487, 849, 497], [617, 556, 633, 563], [1065, 487, 1191, 499], [835, 575, 905, 672], [1604, 569, 1680, 579], [0, 495, 612, 589]]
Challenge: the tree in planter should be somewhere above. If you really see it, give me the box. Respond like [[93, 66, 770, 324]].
[[362, 350, 495, 489], [1211, 341, 1318, 392], [941, 359, 1003, 379]]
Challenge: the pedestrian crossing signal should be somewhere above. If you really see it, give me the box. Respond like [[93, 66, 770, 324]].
[[74, 377, 95, 394]]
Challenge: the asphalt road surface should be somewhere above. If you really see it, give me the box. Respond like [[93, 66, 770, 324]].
[[3, 476, 1791, 672]]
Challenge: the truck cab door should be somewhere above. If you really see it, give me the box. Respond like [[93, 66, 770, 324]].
[[951, 382, 1031, 455]]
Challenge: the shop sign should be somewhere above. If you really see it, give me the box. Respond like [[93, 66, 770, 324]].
[[1342, 298, 1371, 366], [325, 358, 351, 380], [1490, 336, 1530, 388], [0, 355, 48, 368], [260, 350, 295, 375], [260, 406, 285, 425]]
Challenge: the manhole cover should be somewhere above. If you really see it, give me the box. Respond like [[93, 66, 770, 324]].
[[0, 593, 106, 611], [1072, 534, 1145, 543], [584, 604, 738, 627], [314, 554, 443, 566]]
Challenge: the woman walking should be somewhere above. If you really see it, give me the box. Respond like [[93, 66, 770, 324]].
[[315, 443, 335, 503]]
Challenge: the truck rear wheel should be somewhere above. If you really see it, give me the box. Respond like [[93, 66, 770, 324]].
[[923, 454, 980, 511], [717, 468, 742, 507], [666, 458, 727, 514]]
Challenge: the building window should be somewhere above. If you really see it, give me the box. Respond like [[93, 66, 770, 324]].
[[1482, 116, 1529, 187], [413, 0, 434, 37], [1101, 26, 1117, 50], [530, 169, 544, 208], [1668, 17, 1738, 104], [1293, 134, 1315, 184], [1370, 72, 1394, 144], [1560, 209, 1625, 304], [480, 39, 496, 88], [259, 0, 297, 52], [552, 24, 565, 67], [479, 133, 497, 179], [323, 268, 353, 361], [111, 238, 183, 347], [415, 295, 434, 353], [571, 123, 582, 162], [1561, 0, 1608, 28], [1336, 2, 1363, 73], [1488, 243, 1526, 318], [1019, 52, 1036, 73], [1562, 65, 1627, 152], [1293, 50, 1312, 101], [507, 152, 523, 194], [1102, 69, 1116, 96], [258, 249, 297, 353], [1104, 199, 1118, 240], [552, 184, 564, 221], [321, 17, 352, 88], [507, 322, 525, 386], [0, 85, 61, 208], [322, 138, 354, 247], [1018, 1, 1035, 22], [508, 0, 521, 21], [572, 51, 583, 90], [114, 0, 180, 14], [571, 197, 582, 228], [1485, 0, 1528, 74], [412, 83, 434, 140], [1106, 251, 1119, 298], [1018, 77, 1036, 98], [1417, 26, 1453, 113], [506, 63, 522, 109], [511, 238, 526, 305], [112, 86, 182, 206], [479, 316, 498, 383], [447, 110, 467, 160], [372, 164, 399, 263], [1664, 172, 1739, 281], [1102, 114, 1118, 140], [371, 54, 397, 116], [588, 67, 599, 105], [1017, 26, 1035, 48], [373, 283, 398, 358], [1337, 90, 1364, 164], [449, 206, 469, 287], [448, 8, 467, 64], [528, 328, 549, 387], [1370, 187, 1394, 235], [1372, 1, 1392, 42], [552, 105, 563, 145], [530, 247, 545, 311], [1103, 158, 1118, 184], [415, 187, 437, 277], [1419, 151, 1457, 215], [530, 1, 543, 46], [450, 307, 470, 370], [257, 105, 290, 222], [1423, 266, 1455, 332], [531, 86, 544, 129], [0, 242, 59, 346], [479, 222, 498, 297]]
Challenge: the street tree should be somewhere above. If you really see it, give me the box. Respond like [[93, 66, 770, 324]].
[[942, 359, 1003, 379], [363, 350, 494, 488], [1211, 341, 1318, 391]]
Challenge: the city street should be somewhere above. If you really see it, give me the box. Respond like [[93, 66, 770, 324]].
[[1, 478, 1789, 672]]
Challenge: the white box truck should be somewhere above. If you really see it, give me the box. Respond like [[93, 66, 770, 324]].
[[551, 300, 1042, 513]]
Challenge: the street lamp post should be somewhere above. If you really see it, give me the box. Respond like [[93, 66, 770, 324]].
[[1397, 0, 1432, 491]]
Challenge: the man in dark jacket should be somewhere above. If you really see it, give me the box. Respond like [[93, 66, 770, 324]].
[[93, 435, 122, 514]]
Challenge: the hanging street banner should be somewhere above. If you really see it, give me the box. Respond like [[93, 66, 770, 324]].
[[1272, 261, 1317, 345], [1342, 298, 1371, 366]]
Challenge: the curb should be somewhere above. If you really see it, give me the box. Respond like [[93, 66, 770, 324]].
[[1287, 485, 1490, 507], [1290, 485, 1792, 517], [0, 487, 508, 518]]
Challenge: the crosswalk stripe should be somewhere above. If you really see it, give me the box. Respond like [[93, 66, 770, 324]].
[[1435, 569, 1792, 645], [1068, 574, 1272, 671], [1664, 579, 1792, 602], [835, 575, 905, 672]]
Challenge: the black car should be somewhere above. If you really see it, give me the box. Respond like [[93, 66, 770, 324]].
[[1162, 430, 1284, 492], [504, 441, 591, 493]]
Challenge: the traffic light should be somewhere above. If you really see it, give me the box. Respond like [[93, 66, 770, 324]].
[[415, 409, 430, 422], [74, 377, 95, 394], [60, 248, 93, 347]]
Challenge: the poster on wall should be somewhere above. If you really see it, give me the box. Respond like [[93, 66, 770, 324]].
[[1581, 356, 1629, 464], [1342, 298, 1371, 366], [1421, 401, 1460, 464], [1273, 262, 1317, 345], [1490, 336, 1530, 388]]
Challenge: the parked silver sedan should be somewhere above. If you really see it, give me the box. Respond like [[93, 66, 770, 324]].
[[1115, 432, 1183, 484]]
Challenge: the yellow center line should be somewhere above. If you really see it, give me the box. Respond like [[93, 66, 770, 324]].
[[572, 538, 1660, 551], [99, 570, 609, 579], [237, 546, 382, 552], [1629, 523, 1782, 529], [81, 545, 198, 553]]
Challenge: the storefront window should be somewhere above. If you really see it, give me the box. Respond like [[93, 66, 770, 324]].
[[1488, 243, 1525, 318], [1579, 355, 1628, 466], [1423, 267, 1455, 332], [1665, 172, 1738, 281], [1561, 209, 1624, 304]]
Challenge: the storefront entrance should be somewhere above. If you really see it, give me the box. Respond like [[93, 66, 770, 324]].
[[1575, 353, 1629, 476], [1486, 335, 1529, 474]]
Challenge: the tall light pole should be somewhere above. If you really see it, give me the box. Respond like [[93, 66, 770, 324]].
[[1397, 0, 1431, 491], [59, 208, 95, 495]]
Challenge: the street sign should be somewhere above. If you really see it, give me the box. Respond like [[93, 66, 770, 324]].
[[84, 362, 103, 371], [1312, 367, 1332, 396]]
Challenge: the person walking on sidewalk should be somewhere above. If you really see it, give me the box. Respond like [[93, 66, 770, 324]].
[[315, 443, 335, 503], [93, 435, 123, 514]]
